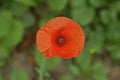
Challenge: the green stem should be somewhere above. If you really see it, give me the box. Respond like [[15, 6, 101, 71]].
[[38, 57, 46, 80]]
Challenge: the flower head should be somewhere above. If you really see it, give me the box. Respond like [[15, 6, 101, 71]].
[[36, 17, 85, 59]]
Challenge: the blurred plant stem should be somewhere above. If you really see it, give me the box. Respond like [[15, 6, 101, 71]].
[[38, 57, 46, 80]]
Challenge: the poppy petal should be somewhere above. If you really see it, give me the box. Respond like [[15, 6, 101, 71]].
[[36, 28, 51, 53], [44, 17, 71, 34]]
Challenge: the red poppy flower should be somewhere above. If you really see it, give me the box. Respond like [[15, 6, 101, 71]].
[[36, 17, 85, 59]]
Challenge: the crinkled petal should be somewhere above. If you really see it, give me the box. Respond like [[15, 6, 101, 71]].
[[36, 28, 51, 53], [62, 21, 85, 53], [50, 20, 85, 59], [44, 17, 72, 34]]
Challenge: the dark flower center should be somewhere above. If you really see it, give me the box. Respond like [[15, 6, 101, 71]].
[[58, 38, 64, 43], [56, 35, 66, 46]]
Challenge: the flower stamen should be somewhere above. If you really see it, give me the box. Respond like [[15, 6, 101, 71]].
[[56, 35, 66, 46]]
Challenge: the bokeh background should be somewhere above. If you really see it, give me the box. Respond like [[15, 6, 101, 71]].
[[0, 0, 120, 80]]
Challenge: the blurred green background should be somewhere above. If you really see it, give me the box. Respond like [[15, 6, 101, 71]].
[[0, 0, 120, 80]]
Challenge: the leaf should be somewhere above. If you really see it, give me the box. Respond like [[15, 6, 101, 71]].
[[46, 57, 61, 70], [0, 60, 5, 67], [110, 47, 120, 61], [88, 25, 104, 54], [34, 47, 43, 66], [0, 72, 3, 80], [100, 10, 112, 25], [10, 67, 30, 80], [9, 3, 29, 17], [105, 22, 120, 61], [109, 0, 120, 21], [70, 0, 95, 25], [69, 64, 80, 76], [92, 61, 109, 80], [72, 7, 95, 25], [75, 51, 92, 72], [60, 75, 73, 80], [1, 20, 24, 49], [39, 13, 56, 26], [107, 43, 120, 61], [70, 0, 87, 8], [106, 22, 120, 42], [20, 12, 35, 28], [0, 47, 10, 59], [89, 41, 103, 54], [89, 0, 106, 8], [14, 0, 36, 6], [46, 0, 68, 11], [0, 10, 13, 38]]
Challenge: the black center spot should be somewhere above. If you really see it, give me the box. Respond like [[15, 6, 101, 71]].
[[58, 38, 64, 44], [56, 35, 66, 46]]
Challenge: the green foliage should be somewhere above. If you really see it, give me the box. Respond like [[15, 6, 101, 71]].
[[88, 24, 105, 54], [75, 52, 92, 80], [10, 67, 30, 80], [72, 7, 95, 25], [109, 0, 120, 21], [0, 47, 10, 59], [106, 22, 120, 61], [92, 61, 109, 80], [9, 3, 28, 17], [68, 64, 80, 76], [75, 52, 92, 72], [0, 10, 13, 38], [100, 10, 112, 25], [92, 62, 109, 80], [0, 19, 24, 67], [1, 20, 24, 49], [69, 52, 109, 80], [106, 22, 120, 43], [39, 13, 56, 26], [20, 11, 35, 28], [0, 72, 3, 80], [70, 0, 87, 8], [59, 75, 73, 80], [0, 60, 5, 67], [34, 47, 43, 66], [0, 5, 24, 68], [65, 45, 109, 80], [46, 0, 68, 11], [46, 58, 61, 70], [14, 0, 36, 6], [89, 0, 107, 8], [70, 0, 95, 25], [34, 47, 61, 77]]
